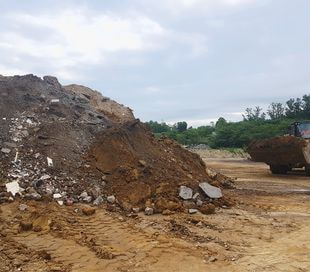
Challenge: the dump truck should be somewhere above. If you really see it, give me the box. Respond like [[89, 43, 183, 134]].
[[247, 121, 310, 175]]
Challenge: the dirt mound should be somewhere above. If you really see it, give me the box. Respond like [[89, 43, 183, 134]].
[[87, 122, 232, 211], [0, 74, 233, 213], [64, 84, 134, 123], [247, 135, 308, 166]]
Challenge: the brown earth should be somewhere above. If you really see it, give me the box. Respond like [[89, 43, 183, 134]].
[[0, 74, 231, 212], [247, 135, 309, 166], [1, 157, 310, 272]]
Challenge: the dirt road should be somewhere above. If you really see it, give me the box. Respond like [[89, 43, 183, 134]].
[[1, 158, 310, 272]]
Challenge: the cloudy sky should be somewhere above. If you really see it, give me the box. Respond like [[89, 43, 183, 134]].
[[1, 0, 309, 126]]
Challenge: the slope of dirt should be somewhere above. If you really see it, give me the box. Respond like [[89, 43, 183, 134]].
[[64, 84, 134, 124], [0, 74, 232, 212], [87, 123, 232, 211]]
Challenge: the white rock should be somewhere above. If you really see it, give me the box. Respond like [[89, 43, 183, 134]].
[[57, 200, 64, 206], [5, 181, 22, 196], [47, 157, 53, 167], [93, 196, 104, 206], [179, 186, 193, 200], [107, 195, 116, 204], [79, 192, 88, 199], [53, 193, 62, 199], [193, 193, 200, 199], [188, 209, 198, 214], [19, 204, 28, 211], [84, 196, 92, 203], [50, 99, 60, 103], [199, 182, 222, 199], [144, 207, 154, 215], [40, 174, 51, 180], [132, 207, 140, 213], [206, 168, 217, 179], [1, 148, 11, 154]]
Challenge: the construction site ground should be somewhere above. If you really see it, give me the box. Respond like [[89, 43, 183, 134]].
[[1, 156, 310, 272]]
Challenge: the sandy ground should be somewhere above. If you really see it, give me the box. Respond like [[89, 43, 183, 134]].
[[1, 157, 310, 272]]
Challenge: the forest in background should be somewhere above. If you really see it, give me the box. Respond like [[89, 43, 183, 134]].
[[146, 94, 310, 148]]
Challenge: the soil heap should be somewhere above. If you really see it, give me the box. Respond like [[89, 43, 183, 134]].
[[0, 74, 233, 213]]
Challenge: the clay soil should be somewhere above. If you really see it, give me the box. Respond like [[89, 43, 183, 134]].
[[1, 156, 310, 272]]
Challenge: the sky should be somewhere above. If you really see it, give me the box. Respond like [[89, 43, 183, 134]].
[[0, 0, 309, 126]]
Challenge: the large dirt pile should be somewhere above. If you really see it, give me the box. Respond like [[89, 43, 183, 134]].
[[0, 74, 233, 213]]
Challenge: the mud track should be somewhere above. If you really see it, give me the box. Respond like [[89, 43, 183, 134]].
[[1, 158, 310, 272]]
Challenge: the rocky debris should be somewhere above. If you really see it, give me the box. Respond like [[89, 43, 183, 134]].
[[19, 203, 28, 211], [64, 84, 134, 124], [188, 209, 198, 214], [179, 186, 193, 200], [1, 148, 11, 154], [24, 192, 41, 201], [82, 205, 96, 216], [93, 196, 104, 206], [132, 207, 140, 213], [53, 193, 62, 199], [5, 181, 22, 196], [144, 207, 154, 215], [206, 168, 217, 179], [199, 182, 223, 199], [0, 74, 233, 211], [107, 195, 116, 204]]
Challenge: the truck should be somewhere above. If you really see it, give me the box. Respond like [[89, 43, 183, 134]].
[[247, 121, 310, 175]]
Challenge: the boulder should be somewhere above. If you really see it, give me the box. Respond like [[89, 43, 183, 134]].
[[199, 182, 222, 199]]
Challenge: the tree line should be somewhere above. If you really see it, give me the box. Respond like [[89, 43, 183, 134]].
[[146, 94, 310, 148]]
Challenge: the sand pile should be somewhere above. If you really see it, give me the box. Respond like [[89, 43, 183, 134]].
[[0, 74, 233, 213]]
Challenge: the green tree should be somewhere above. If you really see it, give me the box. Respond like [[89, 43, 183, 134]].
[[267, 102, 285, 120], [176, 121, 188, 132]]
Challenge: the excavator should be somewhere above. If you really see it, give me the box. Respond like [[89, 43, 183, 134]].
[[247, 121, 310, 175]]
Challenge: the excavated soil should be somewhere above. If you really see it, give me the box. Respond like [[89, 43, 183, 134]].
[[1, 158, 310, 272], [247, 135, 309, 166], [0, 74, 232, 213]]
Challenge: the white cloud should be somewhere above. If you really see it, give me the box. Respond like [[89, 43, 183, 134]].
[[0, 65, 28, 76], [143, 0, 258, 14], [0, 7, 210, 81], [0, 9, 168, 81]]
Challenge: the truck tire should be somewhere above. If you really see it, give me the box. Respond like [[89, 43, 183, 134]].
[[269, 165, 290, 175], [305, 165, 310, 176]]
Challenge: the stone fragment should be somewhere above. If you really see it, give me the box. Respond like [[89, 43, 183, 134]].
[[199, 182, 222, 199], [40, 174, 51, 180], [1, 148, 11, 154], [206, 168, 217, 179], [79, 192, 88, 199], [144, 207, 154, 215], [179, 186, 193, 200], [47, 157, 53, 167], [93, 196, 104, 205], [19, 204, 28, 211], [107, 195, 116, 204], [5, 181, 22, 196], [83, 196, 92, 203], [53, 193, 62, 199], [188, 208, 198, 214], [132, 207, 140, 213]]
